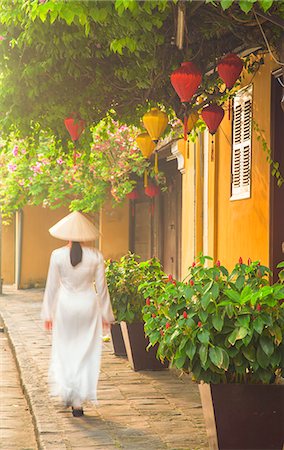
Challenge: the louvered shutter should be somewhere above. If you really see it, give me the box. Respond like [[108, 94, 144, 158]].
[[231, 85, 253, 200]]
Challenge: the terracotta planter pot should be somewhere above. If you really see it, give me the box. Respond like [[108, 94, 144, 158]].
[[120, 321, 169, 371], [110, 323, 127, 357], [199, 383, 284, 450]]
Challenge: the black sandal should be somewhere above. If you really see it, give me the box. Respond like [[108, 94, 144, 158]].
[[72, 407, 84, 417]]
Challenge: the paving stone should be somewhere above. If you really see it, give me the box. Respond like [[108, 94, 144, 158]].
[[0, 287, 208, 450]]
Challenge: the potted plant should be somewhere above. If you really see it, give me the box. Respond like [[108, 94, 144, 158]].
[[106, 252, 168, 370], [142, 255, 284, 450]]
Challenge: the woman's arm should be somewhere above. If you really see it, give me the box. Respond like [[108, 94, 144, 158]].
[[95, 253, 115, 324], [41, 251, 60, 325]]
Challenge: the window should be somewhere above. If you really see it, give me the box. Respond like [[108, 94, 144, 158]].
[[231, 85, 253, 200]]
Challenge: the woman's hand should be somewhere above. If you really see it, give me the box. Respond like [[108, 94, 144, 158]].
[[44, 320, 53, 331], [102, 319, 110, 333]]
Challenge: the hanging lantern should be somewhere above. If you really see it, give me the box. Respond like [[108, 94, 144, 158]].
[[187, 111, 199, 135], [142, 108, 168, 143], [64, 116, 86, 141], [136, 132, 155, 158], [64, 115, 86, 164], [145, 183, 160, 216], [217, 53, 243, 90], [201, 104, 224, 135], [142, 108, 168, 175], [126, 188, 139, 217], [170, 62, 202, 104], [126, 188, 139, 200], [201, 104, 224, 162]]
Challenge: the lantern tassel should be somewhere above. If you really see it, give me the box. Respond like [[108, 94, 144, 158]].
[[154, 152, 159, 174], [183, 114, 188, 141], [144, 169, 148, 187], [73, 141, 77, 165], [211, 136, 214, 162]]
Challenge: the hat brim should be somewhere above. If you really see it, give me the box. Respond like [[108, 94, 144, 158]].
[[49, 211, 100, 242]]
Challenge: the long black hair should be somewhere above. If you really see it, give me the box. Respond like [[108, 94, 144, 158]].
[[70, 241, 82, 267]]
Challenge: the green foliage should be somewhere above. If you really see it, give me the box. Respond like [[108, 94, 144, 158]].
[[105, 252, 166, 323], [0, 0, 282, 138], [142, 255, 284, 384]]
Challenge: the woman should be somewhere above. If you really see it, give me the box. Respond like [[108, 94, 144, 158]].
[[41, 211, 114, 417]]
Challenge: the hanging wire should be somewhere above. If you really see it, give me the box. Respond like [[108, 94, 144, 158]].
[[253, 10, 284, 66]]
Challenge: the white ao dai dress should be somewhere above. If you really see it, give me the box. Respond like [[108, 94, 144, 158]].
[[41, 246, 114, 406]]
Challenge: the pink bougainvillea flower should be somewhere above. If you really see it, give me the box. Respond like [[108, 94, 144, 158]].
[[12, 146, 19, 156], [21, 148, 27, 154], [8, 163, 17, 172], [0, 36, 5, 41], [31, 162, 42, 173], [56, 157, 64, 165]]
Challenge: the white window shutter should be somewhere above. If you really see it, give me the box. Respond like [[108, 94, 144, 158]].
[[231, 85, 253, 200]]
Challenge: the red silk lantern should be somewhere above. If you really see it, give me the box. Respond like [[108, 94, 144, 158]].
[[145, 183, 159, 215], [127, 188, 139, 216], [170, 62, 202, 103], [201, 104, 224, 135], [126, 188, 139, 200], [64, 116, 86, 141], [217, 53, 243, 89]]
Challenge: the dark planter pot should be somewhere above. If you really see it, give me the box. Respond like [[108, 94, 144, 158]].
[[199, 383, 284, 450], [110, 323, 127, 357], [120, 321, 169, 371]]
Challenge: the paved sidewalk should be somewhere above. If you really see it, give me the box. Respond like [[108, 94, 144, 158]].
[[0, 321, 37, 450], [0, 287, 208, 450]]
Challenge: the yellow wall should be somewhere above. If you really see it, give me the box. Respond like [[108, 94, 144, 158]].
[[100, 199, 129, 261], [2, 216, 15, 284], [20, 205, 70, 288], [211, 55, 277, 270]]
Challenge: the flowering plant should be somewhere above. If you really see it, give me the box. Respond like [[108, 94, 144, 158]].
[[105, 253, 165, 323], [0, 118, 166, 221], [142, 255, 284, 384]]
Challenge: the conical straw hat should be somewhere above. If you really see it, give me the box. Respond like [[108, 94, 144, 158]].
[[49, 211, 100, 242]]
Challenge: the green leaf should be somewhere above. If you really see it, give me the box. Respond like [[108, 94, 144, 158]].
[[199, 310, 208, 323], [259, 335, 274, 357], [209, 346, 223, 368], [199, 345, 208, 367], [256, 346, 270, 368], [212, 314, 224, 332], [237, 315, 250, 329], [236, 327, 248, 340], [239, 0, 257, 13], [220, 348, 229, 370], [258, 0, 273, 12], [211, 282, 220, 300], [253, 316, 264, 334], [269, 324, 282, 345], [276, 261, 284, 269], [174, 353, 187, 369], [198, 329, 210, 345], [235, 275, 245, 291], [225, 304, 234, 318], [228, 328, 238, 346], [185, 341, 196, 360], [220, 0, 234, 9], [242, 345, 256, 362], [224, 289, 240, 302], [201, 292, 211, 310]]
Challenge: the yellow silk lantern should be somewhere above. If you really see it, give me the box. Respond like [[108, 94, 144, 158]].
[[187, 112, 199, 135], [142, 108, 168, 143], [136, 132, 155, 158], [142, 108, 168, 174]]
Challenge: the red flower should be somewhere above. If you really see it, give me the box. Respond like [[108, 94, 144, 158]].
[[239, 257, 243, 264], [173, 281, 177, 286], [152, 313, 156, 318], [192, 262, 196, 267], [256, 304, 261, 311], [216, 260, 221, 267], [146, 298, 151, 306], [197, 321, 202, 328], [168, 274, 173, 282], [183, 311, 188, 319], [160, 329, 164, 336], [248, 258, 252, 265], [166, 322, 171, 329], [190, 280, 194, 286]]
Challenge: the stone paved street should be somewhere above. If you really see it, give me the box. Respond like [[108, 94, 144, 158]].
[[0, 319, 37, 450], [0, 287, 208, 450]]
